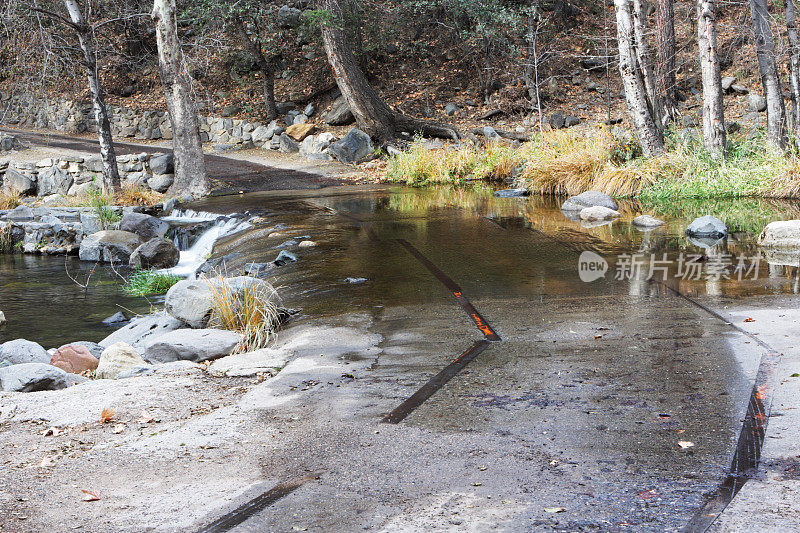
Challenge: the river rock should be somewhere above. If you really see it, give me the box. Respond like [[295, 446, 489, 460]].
[[327, 128, 373, 164], [149, 153, 174, 175], [37, 166, 73, 196], [0, 339, 50, 365], [0, 311, 4, 326], [101, 312, 128, 325], [95, 342, 148, 379], [721, 76, 737, 92], [143, 329, 242, 363], [758, 220, 800, 249], [278, 134, 300, 153], [2, 168, 36, 196], [147, 174, 174, 193], [286, 123, 316, 141], [119, 213, 169, 241], [50, 344, 98, 374], [632, 215, 665, 228], [59, 341, 104, 359], [493, 188, 530, 198], [99, 314, 184, 350], [0, 363, 72, 392], [747, 94, 767, 112], [685, 215, 727, 238], [129, 238, 180, 269], [79, 230, 142, 263], [325, 96, 355, 126], [579, 206, 621, 221], [562, 191, 618, 211]]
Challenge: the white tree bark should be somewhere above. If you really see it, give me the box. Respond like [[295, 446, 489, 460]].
[[697, 0, 727, 158], [614, 0, 665, 156], [631, 0, 661, 129], [786, 0, 800, 138], [63, 0, 121, 193], [152, 0, 208, 197], [749, 0, 787, 151]]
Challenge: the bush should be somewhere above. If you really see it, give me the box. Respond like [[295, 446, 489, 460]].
[[123, 270, 181, 297]]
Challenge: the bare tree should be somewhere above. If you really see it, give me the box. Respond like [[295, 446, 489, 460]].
[[655, 0, 678, 121], [613, 0, 665, 156], [787, 0, 800, 139], [749, 0, 787, 151], [697, 0, 726, 158], [28, 0, 122, 193], [318, 0, 458, 143], [632, 0, 661, 129], [230, 14, 278, 121], [152, 0, 208, 197]]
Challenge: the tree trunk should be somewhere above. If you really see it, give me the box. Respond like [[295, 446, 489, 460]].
[[318, 0, 458, 143], [787, 0, 800, 138], [232, 16, 278, 121], [63, 0, 121, 194], [614, 0, 665, 156], [655, 0, 678, 120], [749, 0, 788, 151], [631, 0, 661, 129], [152, 0, 208, 197], [697, 0, 727, 158]]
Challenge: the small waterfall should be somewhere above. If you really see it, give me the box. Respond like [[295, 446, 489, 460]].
[[161, 210, 252, 278]]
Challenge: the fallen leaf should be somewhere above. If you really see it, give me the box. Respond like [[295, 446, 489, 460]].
[[42, 427, 62, 437], [111, 424, 125, 434], [472, 482, 482, 486], [81, 489, 101, 502], [744, 318, 755, 323], [791, 373, 800, 378], [678, 441, 695, 449], [100, 408, 115, 424], [136, 411, 154, 423], [544, 507, 566, 513], [637, 489, 660, 500], [594, 334, 603, 340]]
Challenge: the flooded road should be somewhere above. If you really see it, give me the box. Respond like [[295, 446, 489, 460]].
[[180, 185, 796, 531]]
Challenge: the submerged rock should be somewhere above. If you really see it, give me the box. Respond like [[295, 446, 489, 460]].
[[493, 188, 530, 198], [759, 220, 800, 249], [562, 191, 618, 211], [0, 339, 50, 365], [685, 215, 727, 238], [143, 329, 242, 363], [579, 206, 621, 222], [632, 215, 665, 228], [0, 363, 72, 392], [50, 344, 98, 374], [96, 342, 148, 379], [102, 312, 128, 325]]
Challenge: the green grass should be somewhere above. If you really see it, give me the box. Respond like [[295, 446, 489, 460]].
[[123, 270, 181, 297]]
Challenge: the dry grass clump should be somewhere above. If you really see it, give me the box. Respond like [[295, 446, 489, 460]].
[[207, 275, 282, 353], [116, 183, 163, 206], [0, 190, 21, 209]]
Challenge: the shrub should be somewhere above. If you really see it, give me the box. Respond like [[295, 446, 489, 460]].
[[123, 270, 181, 297]]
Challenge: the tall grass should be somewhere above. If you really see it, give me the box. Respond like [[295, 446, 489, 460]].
[[0, 190, 21, 210], [207, 276, 282, 353], [123, 270, 181, 296]]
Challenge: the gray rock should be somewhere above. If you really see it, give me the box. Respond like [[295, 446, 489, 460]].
[[0, 363, 71, 392], [147, 174, 174, 193], [37, 166, 73, 196], [84, 157, 104, 172], [0, 339, 50, 365], [99, 314, 184, 350], [731, 84, 749, 95], [2, 168, 36, 196], [278, 134, 300, 153], [274, 250, 298, 266], [303, 103, 316, 117], [102, 312, 128, 325], [685, 215, 727, 238], [721, 76, 737, 91], [78, 230, 143, 264], [493, 188, 530, 198], [165, 277, 274, 328], [79, 212, 102, 235], [293, 114, 309, 125], [129, 238, 180, 269], [119, 212, 169, 241], [327, 128, 373, 164], [632, 215, 665, 228], [276, 102, 296, 114], [300, 132, 336, 155], [277, 5, 302, 27], [221, 105, 241, 118], [747, 94, 767, 112], [565, 115, 581, 128], [483, 126, 500, 141], [561, 191, 618, 211], [579, 206, 621, 222], [143, 329, 242, 363], [445, 103, 459, 116], [149, 153, 174, 175], [758, 220, 800, 249], [0, 311, 5, 326], [549, 111, 566, 130], [325, 96, 355, 126], [96, 342, 148, 379]]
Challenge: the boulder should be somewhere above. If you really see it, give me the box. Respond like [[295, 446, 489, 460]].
[[300, 132, 336, 155], [0, 339, 50, 365], [632, 215, 665, 228], [79, 230, 142, 263], [747, 94, 767, 113], [147, 174, 174, 193], [758, 220, 800, 249], [0, 363, 72, 392], [562, 191, 618, 211], [277, 5, 302, 27], [493, 188, 530, 198], [37, 166, 74, 196], [95, 342, 148, 379], [119, 212, 169, 241], [549, 111, 566, 130], [143, 329, 242, 363], [2, 168, 36, 196], [265, 122, 285, 140], [579, 206, 621, 222], [129, 238, 180, 269], [50, 344, 98, 374], [62, 341, 104, 359], [325, 96, 355, 126], [149, 153, 174, 175], [165, 277, 274, 328], [278, 134, 300, 153], [99, 314, 184, 350], [685, 215, 727, 238], [565, 116, 581, 128], [327, 128, 373, 164], [286, 123, 316, 141]]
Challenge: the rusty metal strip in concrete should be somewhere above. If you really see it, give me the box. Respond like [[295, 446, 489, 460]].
[[195, 479, 306, 533], [395, 238, 501, 341], [382, 339, 492, 424]]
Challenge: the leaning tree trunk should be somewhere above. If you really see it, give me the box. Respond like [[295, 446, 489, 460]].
[[631, 0, 662, 129], [614, 0, 665, 156], [750, 0, 788, 151], [655, 0, 678, 121], [787, 0, 800, 139], [152, 0, 208, 197], [318, 0, 458, 143], [697, 0, 727, 158], [232, 17, 278, 121], [63, 0, 121, 194]]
